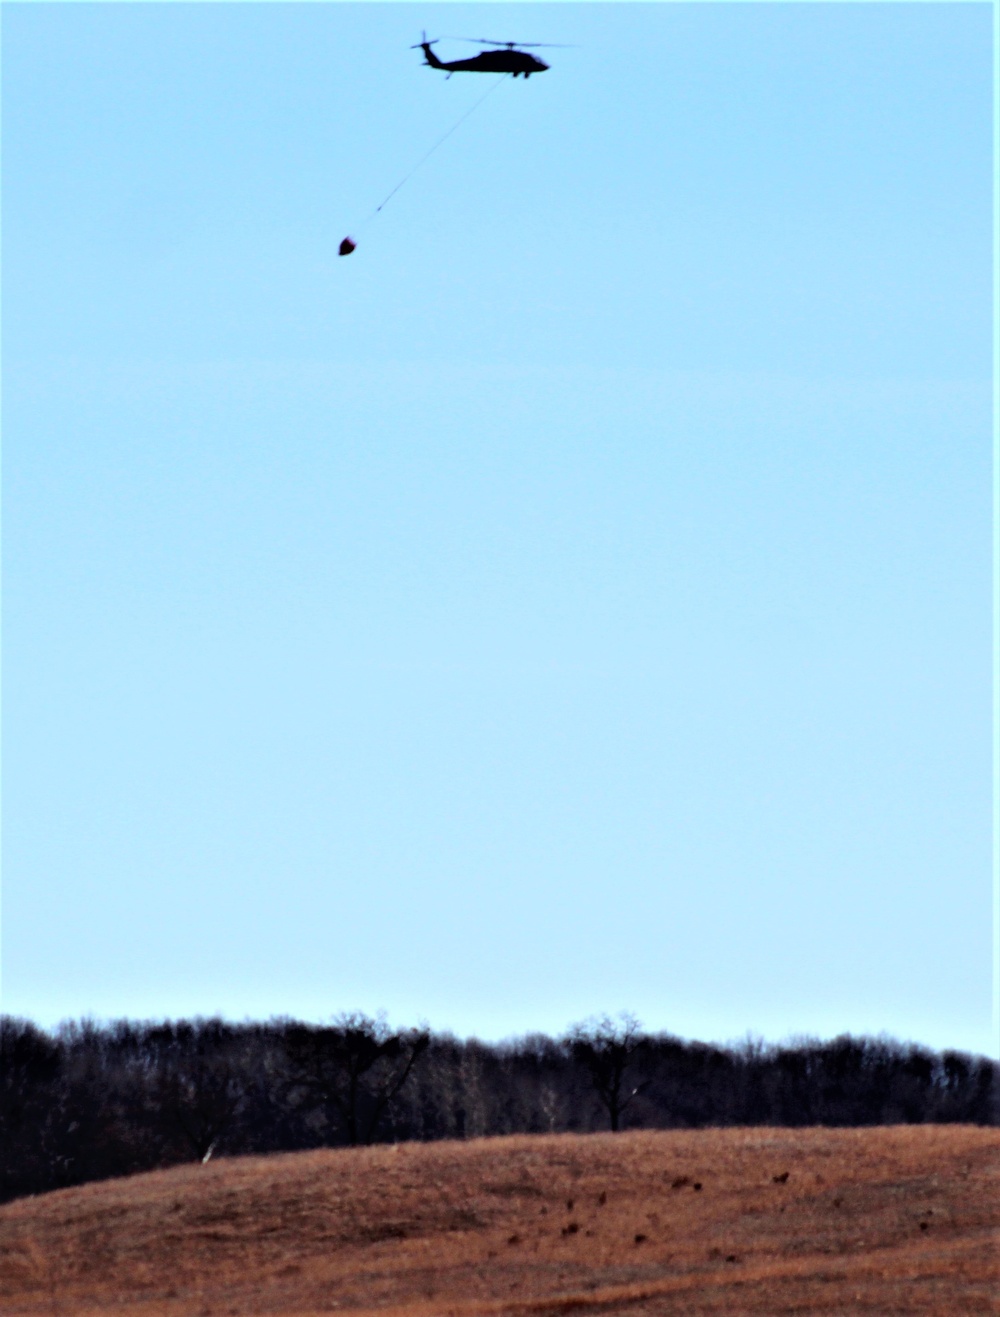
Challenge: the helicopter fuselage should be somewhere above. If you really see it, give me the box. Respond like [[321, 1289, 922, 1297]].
[[420, 43, 549, 77]]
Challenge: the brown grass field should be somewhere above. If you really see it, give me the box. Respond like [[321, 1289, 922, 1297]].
[[1, 1126, 997, 1315]]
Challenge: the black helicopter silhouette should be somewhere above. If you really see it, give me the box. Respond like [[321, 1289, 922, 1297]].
[[413, 34, 565, 78]]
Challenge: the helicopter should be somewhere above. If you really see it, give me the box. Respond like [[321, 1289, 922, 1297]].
[[413, 34, 561, 78]]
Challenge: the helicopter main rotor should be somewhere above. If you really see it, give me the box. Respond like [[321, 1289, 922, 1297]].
[[417, 35, 575, 50], [457, 38, 575, 48]]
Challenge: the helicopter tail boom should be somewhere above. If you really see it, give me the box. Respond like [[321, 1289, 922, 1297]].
[[420, 41, 446, 70]]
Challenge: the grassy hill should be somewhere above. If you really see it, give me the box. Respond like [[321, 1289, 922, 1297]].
[[1, 1126, 997, 1314]]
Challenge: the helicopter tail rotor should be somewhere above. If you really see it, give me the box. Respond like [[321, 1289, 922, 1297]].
[[411, 33, 447, 71]]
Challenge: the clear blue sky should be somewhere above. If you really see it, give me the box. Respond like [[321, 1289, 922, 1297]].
[[3, 3, 993, 1055]]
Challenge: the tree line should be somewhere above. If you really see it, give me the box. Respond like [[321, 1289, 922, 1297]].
[[2, 1012, 996, 1205]]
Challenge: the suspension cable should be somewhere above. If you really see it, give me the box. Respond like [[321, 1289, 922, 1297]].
[[371, 74, 510, 218], [341, 75, 510, 252]]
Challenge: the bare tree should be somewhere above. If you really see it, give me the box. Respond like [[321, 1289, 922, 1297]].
[[282, 1013, 429, 1146], [148, 1020, 247, 1163], [566, 1013, 648, 1132]]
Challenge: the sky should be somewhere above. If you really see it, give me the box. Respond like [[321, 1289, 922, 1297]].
[[2, 2, 994, 1057]]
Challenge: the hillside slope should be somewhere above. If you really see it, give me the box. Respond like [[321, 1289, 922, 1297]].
[[1, 1126, 997, 1314]]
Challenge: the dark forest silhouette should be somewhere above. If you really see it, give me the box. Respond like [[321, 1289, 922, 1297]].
[[2, 1012, 996, 1205]]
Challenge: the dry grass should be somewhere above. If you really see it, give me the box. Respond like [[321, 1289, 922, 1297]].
[[1, 1126, 997, 1315]]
